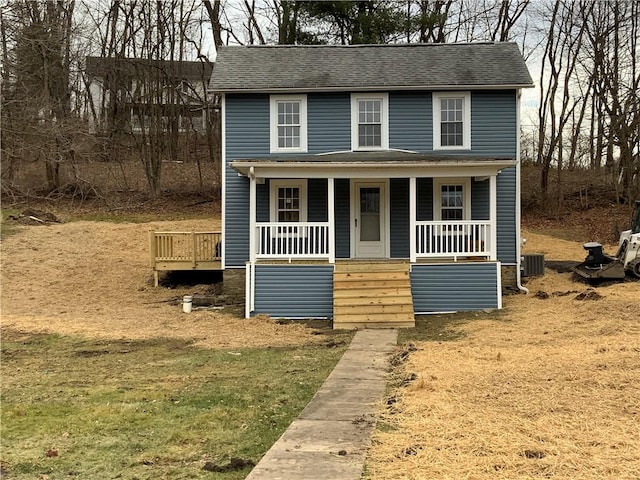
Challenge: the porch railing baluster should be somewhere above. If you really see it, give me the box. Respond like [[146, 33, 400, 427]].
[[415, 221, 491, 259]]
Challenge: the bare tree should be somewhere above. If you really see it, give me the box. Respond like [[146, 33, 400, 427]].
[[535, 0, 592, 206], [1, 0, 82, 194], [584, 1, 640, 203]]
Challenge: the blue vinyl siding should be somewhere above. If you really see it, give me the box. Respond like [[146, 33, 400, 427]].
[[256, 180, 269, 222], [390, 178, 409, 258], [471, 91, 517, 157], [497, 166, 517, 263], [411, 263, 499, 312], [334, 179, 351, 258], [308, 179, 328, 222], [308, 94, 351, 153], [416, 178, 433, 221], [225, 94, 270, 267], [471, 178, 489, 220], [389, 92, 432, 151], [253, 265, 334, 318]]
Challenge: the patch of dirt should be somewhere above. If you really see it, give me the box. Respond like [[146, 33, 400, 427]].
[[5, 208, 62, 226], [202, 457, 255, 472], [0, 218, 321, 349], [574, 288, 604, 301]]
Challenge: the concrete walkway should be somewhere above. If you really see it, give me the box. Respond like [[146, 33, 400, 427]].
[[246, 329, 398, 480]]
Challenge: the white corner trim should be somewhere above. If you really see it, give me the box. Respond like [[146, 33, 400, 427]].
[[221, 94, 227, 270], [496, 261, 503, 309]]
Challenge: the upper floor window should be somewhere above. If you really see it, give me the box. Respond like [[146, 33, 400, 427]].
[[351, 93, 389, 151], [270, 95, 307, 153], [433, 92, 471, 150], [433, 178, 471, 221]]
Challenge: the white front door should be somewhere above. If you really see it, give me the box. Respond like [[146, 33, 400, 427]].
[[352, 181, 388, 258]]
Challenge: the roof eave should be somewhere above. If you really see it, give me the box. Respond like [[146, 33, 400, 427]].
[[210, 83, 534, 94]]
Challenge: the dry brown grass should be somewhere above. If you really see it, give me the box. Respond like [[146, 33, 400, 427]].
[[367, 230, 640, 480], [0, 219, 318, 349]]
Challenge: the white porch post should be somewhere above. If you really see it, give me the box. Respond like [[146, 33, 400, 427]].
[[249, 168, 257, 263], [490, 174, 498, 261], [328, 177, 335, 263], [409, 177, 417, 263]]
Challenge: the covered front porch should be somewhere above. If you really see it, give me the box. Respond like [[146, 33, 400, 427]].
[[232, 151, 514, 266], [231, 152, 514, 325]]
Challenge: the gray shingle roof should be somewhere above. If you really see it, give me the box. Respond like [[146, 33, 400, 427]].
[[210, 43, 533, 93], [86, 57, 213, 81]]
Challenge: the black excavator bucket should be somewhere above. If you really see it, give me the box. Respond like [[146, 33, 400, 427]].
[[571, 242, 626, 280]]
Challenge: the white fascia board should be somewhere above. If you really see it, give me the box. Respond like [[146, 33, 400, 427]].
[[230, 161, 516, 179], [213, 84, 534, 94], [220, 94, 226, 270]]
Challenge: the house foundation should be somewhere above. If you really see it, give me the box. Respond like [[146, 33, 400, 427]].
[[222, 269, 246, 305]]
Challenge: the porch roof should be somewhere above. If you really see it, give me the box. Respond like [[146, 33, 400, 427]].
[[230, 151, 516, 179]]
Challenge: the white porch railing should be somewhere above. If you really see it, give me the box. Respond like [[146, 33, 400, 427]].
[[415, 221, 491, 258], [256, 222, 332, 260]]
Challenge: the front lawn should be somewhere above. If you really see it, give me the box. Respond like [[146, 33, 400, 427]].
[[1, 329, 350, 479]]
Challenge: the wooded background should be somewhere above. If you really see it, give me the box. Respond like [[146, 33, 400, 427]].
[[1, 1, 638, 210]]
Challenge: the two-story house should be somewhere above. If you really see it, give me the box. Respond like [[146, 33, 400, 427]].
[[86, 56, 213, 134], [210, 43, 533, 328]]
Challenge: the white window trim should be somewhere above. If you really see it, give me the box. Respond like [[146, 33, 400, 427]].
[[270, 95, 308, 153], [351, 93, 389, 151], [433, 91, 471, 150], [433, 177, 471, 221], [269, 179, 308, 223]]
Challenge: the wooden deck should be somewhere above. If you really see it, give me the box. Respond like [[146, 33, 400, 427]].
[[333, 261, 415, 329], [149, 231, 222, 286]]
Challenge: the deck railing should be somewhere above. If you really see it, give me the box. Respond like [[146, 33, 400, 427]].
[[415, 221, 490, 258], [256, 222, 331, 259], [150, 231, 222, 268]]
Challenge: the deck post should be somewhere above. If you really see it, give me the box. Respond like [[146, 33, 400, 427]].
[[149, 231, 158, 287], [328, 177, 335, 264], [490, 174, 498, 261], [409, 177, 417, 263], [148, 230, 155, 268], [192, 232, 197, 268]]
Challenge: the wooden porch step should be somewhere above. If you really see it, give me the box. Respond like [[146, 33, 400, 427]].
[[334, 294, 414, 305], [333, 320, 416, 329], [334, 288, 410, 299], [334, 303, 414, 315], [333, 262, 414, 330], [334, 262, 410, 273], [333, 312, 415, 323], [334, 279, 409, 290], [334, 271, 409, 281]]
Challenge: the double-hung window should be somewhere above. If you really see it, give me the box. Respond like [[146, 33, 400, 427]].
[[434, 178, 471, 221], [270, 95, 307, 153], [270, 180, 307, 223], [433, 92, 471, 150], [351, 93, 388, 150]]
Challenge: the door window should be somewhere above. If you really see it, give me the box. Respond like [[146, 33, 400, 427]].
[[360, 187, 381, 241]]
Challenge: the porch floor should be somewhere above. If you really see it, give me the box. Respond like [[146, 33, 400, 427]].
[[333, 261, 415, 329]]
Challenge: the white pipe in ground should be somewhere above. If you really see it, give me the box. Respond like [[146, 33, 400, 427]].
[[182, 295, 193, 313]]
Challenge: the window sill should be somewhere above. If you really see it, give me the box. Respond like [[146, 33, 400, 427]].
[[352, 146, 388, 152], [433, 146, 472, 151], [270, 148, 308, 154]]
